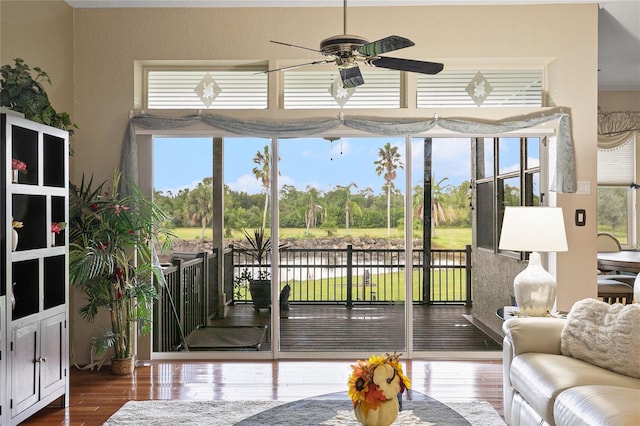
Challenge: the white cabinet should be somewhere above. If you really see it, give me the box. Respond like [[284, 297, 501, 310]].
[[1, 113, 69, 425], [10, 313, 67, 420]]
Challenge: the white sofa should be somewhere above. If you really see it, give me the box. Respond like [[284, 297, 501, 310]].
[[502, 312, 640, 426]]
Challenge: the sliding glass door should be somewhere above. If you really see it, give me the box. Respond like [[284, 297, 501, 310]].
[[277, 137, 406, 354]]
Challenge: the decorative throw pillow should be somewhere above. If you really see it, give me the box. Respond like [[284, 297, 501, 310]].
[[561, 298, 640, 378]]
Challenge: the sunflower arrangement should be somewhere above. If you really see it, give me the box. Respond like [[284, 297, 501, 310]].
[[348, 352, 411, 417]]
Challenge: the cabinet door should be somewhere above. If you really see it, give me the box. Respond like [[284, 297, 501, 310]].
[[39, 313, 66, 399], [11, 322, 39, 416], [0, 298, 5, 425]]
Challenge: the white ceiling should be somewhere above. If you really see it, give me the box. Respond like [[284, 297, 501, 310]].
[[64, 0, 640, 91]]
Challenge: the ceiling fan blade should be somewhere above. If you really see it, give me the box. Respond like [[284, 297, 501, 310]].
[[340, 65, 365, 88], [270, 40, 328, 56], [259, 59, 334, 74], [356, 35, 415, 57], [369, 56, 444, 75]]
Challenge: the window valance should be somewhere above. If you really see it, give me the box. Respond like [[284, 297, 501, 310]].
[[598, 111, 640, 149], [120, 111, 576, 193]]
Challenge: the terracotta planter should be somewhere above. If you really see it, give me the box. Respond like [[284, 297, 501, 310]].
[[111, 356, 136, 376], [354, 396, 399, 426]]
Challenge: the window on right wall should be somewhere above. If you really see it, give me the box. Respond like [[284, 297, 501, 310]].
[[597, 134, 637, 248], [475, 136, 543, 252]]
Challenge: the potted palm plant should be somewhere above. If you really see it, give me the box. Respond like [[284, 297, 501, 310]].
[[241, 227, 274, 311], [69, 171, 173, 374]]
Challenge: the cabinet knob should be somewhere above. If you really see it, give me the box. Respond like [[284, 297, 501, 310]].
[[37, 357, 47, 363]]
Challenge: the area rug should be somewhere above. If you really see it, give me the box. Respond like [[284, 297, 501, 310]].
[[103, 391, 505, 425]]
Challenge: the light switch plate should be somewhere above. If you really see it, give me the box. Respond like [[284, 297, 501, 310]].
[[577, 181, 590, 194]]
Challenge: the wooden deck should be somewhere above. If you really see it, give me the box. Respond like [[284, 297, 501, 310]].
[[188, 304, 502, 353]]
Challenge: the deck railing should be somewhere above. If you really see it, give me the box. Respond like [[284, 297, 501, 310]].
[[154, 245, 471, 352], [153, 251, 214, 352], [229, 245, 472, 305]]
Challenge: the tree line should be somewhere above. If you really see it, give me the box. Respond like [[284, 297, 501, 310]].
[[153, 144, 473, 239]]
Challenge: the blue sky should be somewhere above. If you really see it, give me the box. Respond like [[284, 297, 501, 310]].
[[153, 136, 483, 196]]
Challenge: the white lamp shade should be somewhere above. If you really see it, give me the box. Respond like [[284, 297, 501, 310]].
[[499, 207, 568, 253]]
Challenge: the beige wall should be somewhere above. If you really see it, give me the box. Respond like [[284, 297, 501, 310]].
[[599, 91, 640, 112], [0, 1, 74, 121], [3, 1, 613, 360]]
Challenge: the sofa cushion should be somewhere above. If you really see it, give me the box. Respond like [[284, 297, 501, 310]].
[[560, 298, 640, 378], [510, 353, 640, 425], [554, 385, 640, 426]]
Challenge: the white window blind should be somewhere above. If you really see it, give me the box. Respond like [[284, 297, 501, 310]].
[[283, 69, 400, 109], [417, 69, 542, 108], [146, 70, 267, 109], [597, 134, 636, 185]]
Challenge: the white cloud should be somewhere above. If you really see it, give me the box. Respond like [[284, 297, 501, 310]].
[[156, 178, 205, 195], [499, 162, 520, 174], [330, 139, 352, 157], [411, 138, 471, 186], [228, 174, 263, 194]]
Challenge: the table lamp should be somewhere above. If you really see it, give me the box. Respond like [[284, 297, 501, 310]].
[[498, 207, 568, 316]]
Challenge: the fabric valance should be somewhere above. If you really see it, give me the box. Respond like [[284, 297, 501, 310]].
[[120, 111, 576, 193], [598, 111, 640, 149]]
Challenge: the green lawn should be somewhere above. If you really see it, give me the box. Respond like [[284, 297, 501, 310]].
[[172, 226, 472, 249], [234, 269, 469, 303]]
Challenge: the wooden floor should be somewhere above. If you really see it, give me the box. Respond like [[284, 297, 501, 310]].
[[20, 305, 504, 425], [198, 303, 503, 352], [21, 359, 505, 425]]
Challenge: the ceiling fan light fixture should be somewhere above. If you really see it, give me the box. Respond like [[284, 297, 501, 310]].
[[265, 0, 444, 87], [320, 34, 369, 56]]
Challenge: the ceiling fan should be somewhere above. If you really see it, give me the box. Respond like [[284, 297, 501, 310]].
[[266, 0, 444, 88]]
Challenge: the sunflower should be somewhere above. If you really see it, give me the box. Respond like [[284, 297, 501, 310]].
[[348, 359, 371, 404]]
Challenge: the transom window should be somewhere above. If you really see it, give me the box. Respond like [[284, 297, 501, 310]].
[[283, 69, 400, 109], [143, 65, 545, 110], [145, 68, 268, 109], [417, 69, 543, 108]]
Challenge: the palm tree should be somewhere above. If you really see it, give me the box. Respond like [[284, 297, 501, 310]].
[[252, 145, 271, 230], [413, 176, 453, 236], [185, 177, 213, 241], [374, 142, 404, 237], [305, 185, 323, 236], [358, 186, 375, 208], [336, 182, 361, 233], [430, 176, 452, 235]]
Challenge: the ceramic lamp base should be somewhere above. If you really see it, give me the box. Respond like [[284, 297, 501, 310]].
[[513, 252, 556, 317]]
